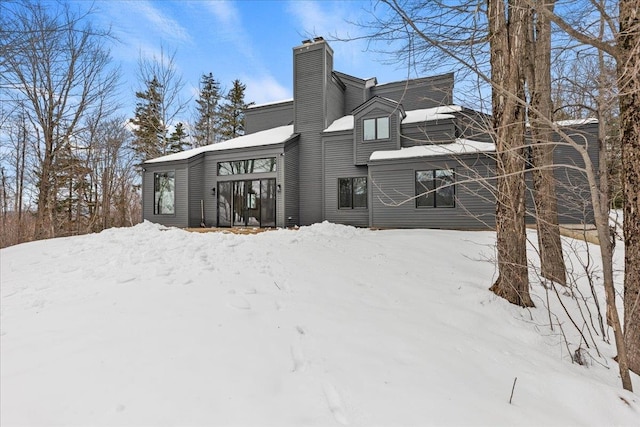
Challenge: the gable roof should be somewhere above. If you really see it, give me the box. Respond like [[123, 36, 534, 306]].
[[351, 95, 405, 116], [323, 105, 464, 133], [144, 125, 298, 164]]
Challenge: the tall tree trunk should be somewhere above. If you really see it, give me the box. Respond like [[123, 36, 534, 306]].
[[618, 0, 640, 377], [526, 0, 566, 285], [488, 0, 534, 307], [35, 146, 54, 240]]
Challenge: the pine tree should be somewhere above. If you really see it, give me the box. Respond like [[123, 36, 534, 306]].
[[168, 122, 188, 153], [218, 79, 252, 141], [130, 77, 166, 161], [194, 73, 221, 146]]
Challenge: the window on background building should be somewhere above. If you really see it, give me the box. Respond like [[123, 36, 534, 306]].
[[415, 169, 455, 208], [338, 177, 367, 209], [154, 171, 175, 215], [363, 117, 390, 141]]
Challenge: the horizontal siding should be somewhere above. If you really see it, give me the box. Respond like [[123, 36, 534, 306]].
[[142, 163, 189, 228], [327, 77, 345, 127], [294, 43, 326, 225], [552, 125, 597, 224], [369, 155, 496, 229], [454, 110, 493, 142], [355, 107, 401, 165], [523, 123, 598, 225], [323, 136, 369, 227], [284, 141, 300, 226], [188, 158, 205, 227], [202, 145, 285, 227], [245, 101, 293, 134], [341, 79, 366, 113], [371, 73, 454, 110], [401, 120, 456, 147]]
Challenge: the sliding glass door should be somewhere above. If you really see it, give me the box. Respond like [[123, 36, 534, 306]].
[[217, 179, 276, 227]]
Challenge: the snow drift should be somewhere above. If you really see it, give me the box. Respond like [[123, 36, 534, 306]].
[[1, 222, 638, 426]]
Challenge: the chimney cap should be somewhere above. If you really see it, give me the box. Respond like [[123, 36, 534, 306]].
[[301, 36, 325, 45]]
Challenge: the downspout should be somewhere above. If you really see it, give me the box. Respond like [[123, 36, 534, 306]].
[[200, 199, 205, 227]]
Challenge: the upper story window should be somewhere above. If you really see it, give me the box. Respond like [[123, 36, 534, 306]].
[[363, 117, 390, 141], [154, 171, 175, 215]]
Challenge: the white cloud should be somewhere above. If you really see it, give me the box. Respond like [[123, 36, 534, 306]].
[[243, 75, 292, 105], [205, 0, 241, 26], [285, 1, 372, 73], [134, 1, 192, 44]]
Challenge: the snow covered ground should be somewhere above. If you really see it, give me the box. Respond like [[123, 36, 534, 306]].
[[1, 222, 638, 426]]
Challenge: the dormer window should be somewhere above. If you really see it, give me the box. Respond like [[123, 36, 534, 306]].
[[363, 117, 390, 141]]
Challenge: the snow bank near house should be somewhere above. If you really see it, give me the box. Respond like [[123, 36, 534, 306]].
[[1, 222, 638, 426]]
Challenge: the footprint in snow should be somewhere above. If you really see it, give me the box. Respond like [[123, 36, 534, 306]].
[[227, 295, 251, 310], [323, 382, 348, 425], [290, 344, 306, 372]]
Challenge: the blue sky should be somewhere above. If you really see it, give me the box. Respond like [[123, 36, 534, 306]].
[[59, 0, 426, 119]]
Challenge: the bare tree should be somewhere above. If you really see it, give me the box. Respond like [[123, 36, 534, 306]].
[[529, 0, 636, 388], [0, 1, 119, 239], [359, 0, 634, 389], [525, 0, 566, 286], [486, 0, 533, 306]]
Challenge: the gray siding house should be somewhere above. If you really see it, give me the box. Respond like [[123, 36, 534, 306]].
[[142, 38, 598, 230]]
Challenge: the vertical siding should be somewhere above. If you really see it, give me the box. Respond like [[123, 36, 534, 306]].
[[355, 108, 401, 165], [142, 163, 189, 228], [188, 158, 205, 227], [371, 73, 454, 110], [323, 134, 369, 226], [369, 155, 496, 229]]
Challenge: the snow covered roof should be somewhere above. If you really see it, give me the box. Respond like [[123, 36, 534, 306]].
[[402, 105, 462, 124], [555, 118, 598, 126], [324, 116, 354, 133], [323, 105, 463, 133], [369, 138, 495, 161], [247, 98, 294, 109], [145, 125, 297, 164]]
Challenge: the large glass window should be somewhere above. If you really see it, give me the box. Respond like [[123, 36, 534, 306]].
[[217, 179, 276, 227], [218, 157, 276, 176], [363, 117, 390, 141], [338, 177, 367, 209], [154, 171, 175, 215], [416, 169, 455, 208]]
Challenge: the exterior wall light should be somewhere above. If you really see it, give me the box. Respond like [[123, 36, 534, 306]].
[[211, 187, 216, 195], [277, 184, 282, 192]]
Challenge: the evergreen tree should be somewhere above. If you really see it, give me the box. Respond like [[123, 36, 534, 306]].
[[168, 122, 188, 153], [218, 79, 252, 140], [130, 77, 166, 161], [194, 73, 221, 146]]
